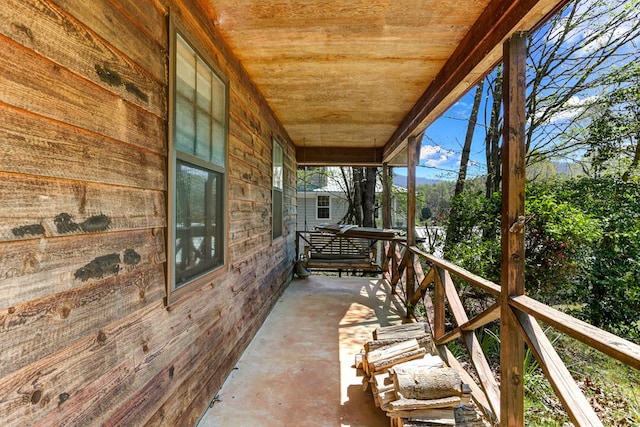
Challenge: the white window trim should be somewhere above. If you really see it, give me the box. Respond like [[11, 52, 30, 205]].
[[316, 195, 331, 220]]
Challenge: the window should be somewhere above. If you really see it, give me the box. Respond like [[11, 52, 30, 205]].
[[168, 24, 227, 301], [317, 195, 330, 219], [272, 140, 283, 239]]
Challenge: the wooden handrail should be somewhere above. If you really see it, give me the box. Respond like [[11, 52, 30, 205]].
[[382, 240, 640, 425], [410, 246, 501, 296], [510, 295, 640, 371]]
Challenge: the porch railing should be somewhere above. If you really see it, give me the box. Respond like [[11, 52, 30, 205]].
[[382, 239, 640, 425]]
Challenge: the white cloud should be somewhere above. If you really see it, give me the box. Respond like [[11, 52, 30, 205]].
[[542, 95, 599, 124], [420, 144, 458, 167]]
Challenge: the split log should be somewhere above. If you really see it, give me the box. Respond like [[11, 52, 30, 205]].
[[388, 396, 462, 411], [372, 372, 394, 393], [386, 408, 456, 424], [368, 348, 427, 373], [392, 367, 461, 400], [374, 322, 428, 340], [389, 354, 444, 374], [377, 389, 398, 410], [365, 336, 433, 353], [367, 339, 419, 363], [355, 352, 365, 377]]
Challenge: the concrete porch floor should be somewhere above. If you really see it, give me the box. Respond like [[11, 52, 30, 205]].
[[197, 275, 408, 427]]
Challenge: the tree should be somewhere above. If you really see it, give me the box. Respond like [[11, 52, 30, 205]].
[[484, 67, 503, 199], [583, 62, 640, 181], [336, 166, 378, 227], [445, 81, 484, 255], [525, 0, 640, 165]]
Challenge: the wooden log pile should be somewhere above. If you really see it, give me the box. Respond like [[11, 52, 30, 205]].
[[355, 322, 486, 426]]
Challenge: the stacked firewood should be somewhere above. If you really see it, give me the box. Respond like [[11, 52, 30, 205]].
[[356, 322, 482, 426]]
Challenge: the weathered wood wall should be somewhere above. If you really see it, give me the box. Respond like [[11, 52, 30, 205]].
[[0, 0, 296, 424]]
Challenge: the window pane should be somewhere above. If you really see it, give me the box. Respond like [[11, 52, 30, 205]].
[[196, 60, 212, 112], [175, 160, 223, 287], [273, 189, 283, 238], [196, 110, 211, 159], [175, 94, 195, 153], [317, 196, 330, 219], [211, 121, 225, 166], [176, 38, 195, 101], [273, 143, 283, 190], [211, 76, 225, 120]]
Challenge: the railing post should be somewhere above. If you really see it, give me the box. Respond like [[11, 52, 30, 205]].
[[434, 266, 446, 341], [382, 163, 391, 229], [405, 135, 420, 313], [500, 31, 527, 426]]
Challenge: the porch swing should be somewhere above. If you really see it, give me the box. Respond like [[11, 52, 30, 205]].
[[296, 160, 390, 277]]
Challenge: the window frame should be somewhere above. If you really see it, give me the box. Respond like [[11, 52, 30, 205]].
[[316, 195, 331, 220], [166, 17, 229, 305], [272, 138, 284, 239]]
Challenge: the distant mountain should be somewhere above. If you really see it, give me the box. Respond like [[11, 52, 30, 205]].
[[393, 174, 443, 187]]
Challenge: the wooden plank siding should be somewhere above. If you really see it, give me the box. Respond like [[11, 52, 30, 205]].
[[0, 1, 296, 426]]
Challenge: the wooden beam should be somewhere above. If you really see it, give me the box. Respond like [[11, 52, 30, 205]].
[[510, 295, 640, 371], [433, 268, 446, 341], [405, 135, 419, 310], [296, 146, 382, 166], [512, 309, 604, 426], [442, 271, 501, 418], [438, 345, 495, 422], [383, 0, 570, 163], [500, 32, 527, 427], [406, 135, 419, 246], [410, 246, 502, 296], [436, 302, 501, 345], [382, 164, 391, 229], [409, 267, 435, 306]]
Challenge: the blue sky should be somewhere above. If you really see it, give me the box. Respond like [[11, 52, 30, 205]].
[[397, 0, 640, 182], [396, 88, 488, 182]]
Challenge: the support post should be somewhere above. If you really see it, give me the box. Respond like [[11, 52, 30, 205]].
[[382, 163, 391, 229], [500, 32, 527, 426], [405, 135, 420, 312]]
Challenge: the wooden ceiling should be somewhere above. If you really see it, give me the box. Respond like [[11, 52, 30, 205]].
[[207, 0, 568, 165]]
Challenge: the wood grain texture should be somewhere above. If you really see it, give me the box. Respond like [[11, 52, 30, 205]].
[[212, 0, 490, 150], [510, 295, 640, 371], [0, 0, 295, 426], [441, 271, 500, 417], [0, 173, 165, 243], [513, 309, 603, 426], [0, 107, 165, 190], [500, 32, 527, 427], [50, 0, 166, 81], [437, 345, 494, 422], [0, 263, 165, 378], [0, 37, 165, 154], [0, 228, 165, 307], [0, 0, 165, 116], [113, 0, 168, 46]]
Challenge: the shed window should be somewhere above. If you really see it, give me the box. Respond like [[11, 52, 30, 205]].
[[317, 196, 330, 219], [168, 27, 227, 301], [272, 140, 283, 239]]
